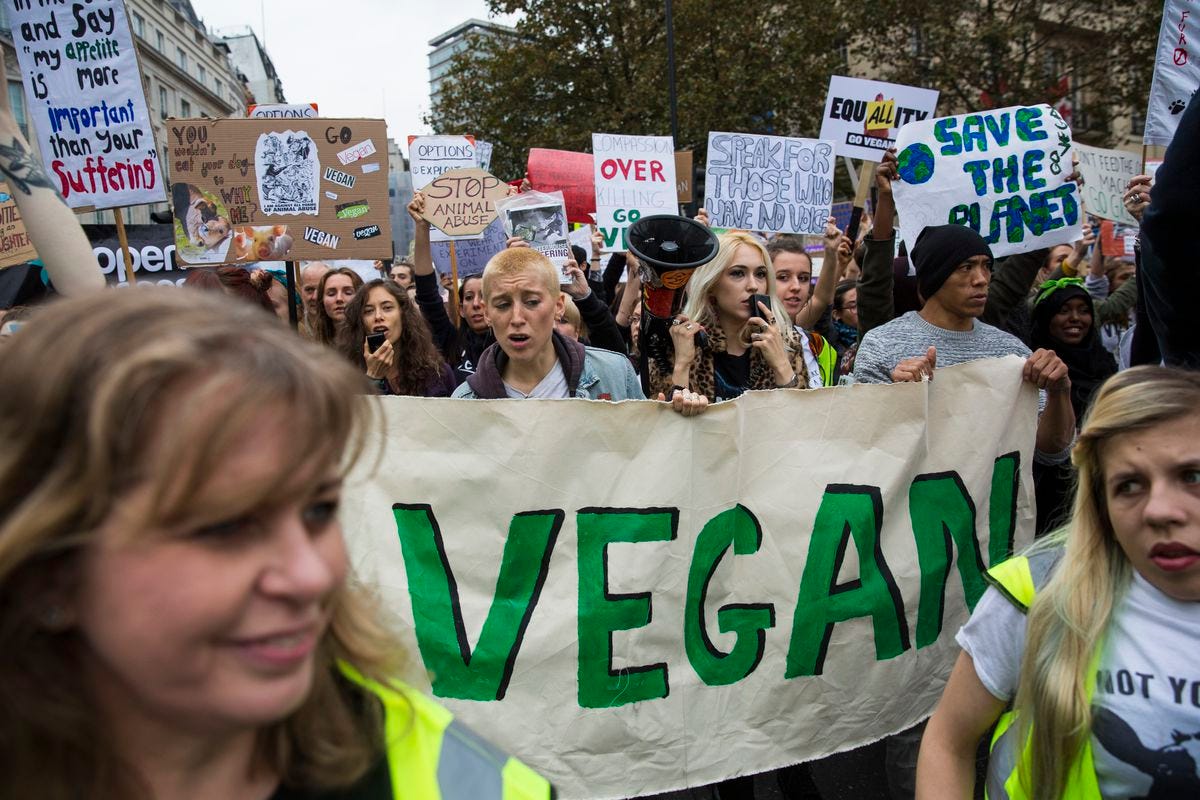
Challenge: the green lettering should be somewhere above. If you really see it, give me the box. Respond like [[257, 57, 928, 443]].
[[577, 507, 677, 708], [988, 452, 1020, 566], [909, 473, 987, 648], [684, 505, 775, 686], [786, 486, 910, 678], [962, 115, 989, 152], [1015, 107, 1048, 142], [392, 504, 562, 701]]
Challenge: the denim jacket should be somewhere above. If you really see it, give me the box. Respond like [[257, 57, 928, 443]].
[[452, 331, 644, 400]]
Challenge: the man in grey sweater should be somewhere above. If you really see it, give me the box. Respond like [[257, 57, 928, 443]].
[[853, 224, 1075, 466]]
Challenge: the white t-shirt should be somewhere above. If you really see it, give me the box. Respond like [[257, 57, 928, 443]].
[[958, 572, 1200, 798], [503, 361, 570, 399]]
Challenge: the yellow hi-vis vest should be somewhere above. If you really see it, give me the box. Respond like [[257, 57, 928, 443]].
[[807, 331, 840, 389], [983, 551, 1102, 800], [340, 663, 553, 800]]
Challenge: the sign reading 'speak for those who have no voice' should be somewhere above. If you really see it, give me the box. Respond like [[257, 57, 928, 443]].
[[420, 167, 509, 239]]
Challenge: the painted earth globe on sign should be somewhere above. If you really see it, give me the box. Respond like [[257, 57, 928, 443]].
[[897, 143, 936, 185]]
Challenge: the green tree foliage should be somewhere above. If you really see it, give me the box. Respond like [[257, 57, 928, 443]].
[[427, 1, 1162, 180]]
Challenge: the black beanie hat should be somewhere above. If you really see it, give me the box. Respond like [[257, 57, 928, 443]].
[[910, 225, 993, 301]]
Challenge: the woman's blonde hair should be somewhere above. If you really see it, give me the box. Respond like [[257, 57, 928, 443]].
[[0, 289, 405, 799], [681, 232, 799, 350], [1014, 365, 1200, 799]]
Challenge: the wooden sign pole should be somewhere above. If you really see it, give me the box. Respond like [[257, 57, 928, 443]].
[[285, 260, 299, 330], [113, 207, 136, 286], [448, 242, 460, 323], [846, 160, 877, 242]]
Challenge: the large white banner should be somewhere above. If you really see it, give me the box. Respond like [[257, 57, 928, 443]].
[[344, 357, 1037, 799], [593, 133, 676, 252], [1074, 143, 1142, 226], [703, 132, 835, 234], [893, 104, 1081, 258], [8, 0, 166, 209], [819, 76, 940, 161], [1144, 0, 1200, 147]]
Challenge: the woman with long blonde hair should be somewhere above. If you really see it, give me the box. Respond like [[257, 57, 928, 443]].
[[0, 289, 550, 800], [653, 231, 809, 402], [916, 366, 1200, 799]]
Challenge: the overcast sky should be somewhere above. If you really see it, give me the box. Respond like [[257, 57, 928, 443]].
[[191, 0, 516, 157]]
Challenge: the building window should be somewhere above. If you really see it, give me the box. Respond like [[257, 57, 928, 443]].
[[156, 30, 164, 52], [199, 65, 206, 85], [132, 13, 144, 37], [7, 81, 28, 139], [159, 86, 169, 119], [180, 99, 192, 117], [177, 48, 187, 72]]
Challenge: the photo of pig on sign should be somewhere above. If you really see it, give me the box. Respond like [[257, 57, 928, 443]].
[[892, 103, 1081, 258], [703, 132, 835, 234], [593, 133, 676, 252]]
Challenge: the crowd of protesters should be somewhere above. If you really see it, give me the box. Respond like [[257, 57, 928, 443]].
[[1, 78, 1198, 800]]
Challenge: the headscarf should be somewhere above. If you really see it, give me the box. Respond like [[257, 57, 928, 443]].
[[1031, 278, 1117, 421]]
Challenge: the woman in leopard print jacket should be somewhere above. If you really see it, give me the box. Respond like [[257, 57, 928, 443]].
[[652, 231, 810, 402]]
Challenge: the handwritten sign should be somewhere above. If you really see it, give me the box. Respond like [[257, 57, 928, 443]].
[[168, 118, 390, 265], [1074, 143, 1141, 225], [420, 167, 508, 238], [0, 183, 38, 269], [820, 76, 940, 161], [8, 0, 165, 209], [892, 104, 1081, 258], [431, 218, 507, 277], [704, 132, 835, 234], [675, 151, 694, 203], [527, 148, 597, 224], [248, 103, 319, 119], [409, 134, 477, 243], [1144, 0, 1200, 147], [592, 133, 676, 252]]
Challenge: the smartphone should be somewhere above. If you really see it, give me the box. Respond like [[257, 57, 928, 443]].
[[751, 293, 772, 321], [366, 332, 387, 353]]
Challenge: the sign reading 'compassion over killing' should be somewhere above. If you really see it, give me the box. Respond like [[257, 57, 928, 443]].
[[892, 104, 1081, 258], [8, 0, 165, 209], [703, 132, 835, 234], [344, 357, 1037, 800], [592, 133, 677, 252]]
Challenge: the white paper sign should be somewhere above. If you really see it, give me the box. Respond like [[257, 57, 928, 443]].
[[8, 0, 166, 209], [1144, 0, 1200, 147], [343, 357, 1037, 800], [409, 134, 478, 243], [703, 132, 835, 234], [254, 131, 320, 216], [475, 140, 494, 172], [820, 76, 940, 161], [1074, 144, 1142, 226], [593, 133, 677, 252], [893, 104, 1082, 258], [248, 103, 319, 119]]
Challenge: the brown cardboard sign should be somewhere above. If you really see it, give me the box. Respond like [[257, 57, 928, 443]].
[[420, 167, 509, 238], [168, 118, 391, 265], [675, 151, 694, 203], [0, 182, 38, 270]]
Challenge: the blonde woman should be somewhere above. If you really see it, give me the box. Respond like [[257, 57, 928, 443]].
[[657, 232, 808, 402], [916, 366, 1200, 799], [0, 290, 551, 800]]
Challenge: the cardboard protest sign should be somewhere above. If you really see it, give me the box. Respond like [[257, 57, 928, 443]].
[[7, 0, 165, 209], [419, 167, 508, 238], [704, 132, 835, 234], [593, 133, 677, 252], [431, 218, 507, 278], [0, 183, 38, 269], [248, 103, 319, 119], [84, 223, 182, 286], [496, 190, 572, 281], [820, 76, 940, 161], [675, 151, 693, 202], [1074, 144, 1141, 226], [527, 148, 596, 224], [343, 356, 1036, 799], [892, 104, 1081, 258], [168, 118, 391, 265], [1144, 0, 1200, 147]]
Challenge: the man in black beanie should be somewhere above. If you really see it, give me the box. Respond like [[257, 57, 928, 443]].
[[852, 222, 1075, 461]]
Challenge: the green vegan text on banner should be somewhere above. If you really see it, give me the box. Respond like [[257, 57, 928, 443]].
[[343, 357, 1038, 799]]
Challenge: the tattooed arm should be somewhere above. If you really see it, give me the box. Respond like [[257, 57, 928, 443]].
[[0, 59, 103, 296]]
